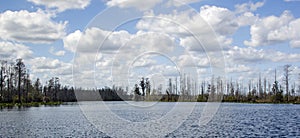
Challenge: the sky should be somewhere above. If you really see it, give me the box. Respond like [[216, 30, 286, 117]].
[[0, 0, 300, 91]]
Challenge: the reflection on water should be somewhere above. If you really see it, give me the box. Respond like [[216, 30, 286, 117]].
[[0, 104, 106, 137], [0, 102, 299, 137], [168, 103, 300, 137]]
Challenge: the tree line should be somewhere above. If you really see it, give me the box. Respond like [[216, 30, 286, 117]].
[[2, 58, 299, 104], [97, 64, 300, 103], [0, 59, 76, 104], [159, 64, 300, 103], [129, 65, 300, 103]]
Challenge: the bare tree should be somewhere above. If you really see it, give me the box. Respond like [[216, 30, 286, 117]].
[[175, 77, 178, 95], [268, 80, 271, 96], [54, 77, 60, 101], [263, 77, 267, 99], [235, 80, 239, 100], [227, 80, 230, 95], [145, 78, 150, 96], [0, 60, 7, 101], [298, 73, 300, 96], [201, 81, 205, 99], [230, 78, 234, 96], [187, 75, 191, 96], [258, 73, 263, 98], [272, 69, 279, 95], [248, 80, 252, 96], [16, 59, 25, 103], [210, 75, 216, 100], [34, 78, 42, 93], [168, 78, 172, 94], [291, 82, 296, 98], [140, 77, 145, 96], [6, 65, 12, 102], [283, 64, 292, 102]]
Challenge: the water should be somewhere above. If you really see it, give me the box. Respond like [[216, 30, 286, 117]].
[[0, 102, 299, 137], [0, 104, 105, 137], [168, 103, 300, 137]]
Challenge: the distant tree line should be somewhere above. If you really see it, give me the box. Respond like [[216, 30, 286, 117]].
[[102, 64, 300, 103], [131, 65, 300, 103], [0, 58, 76, 104], [98, 85, 130, 101], [2, 58, 299, 104], [195, 65, 300, 103]]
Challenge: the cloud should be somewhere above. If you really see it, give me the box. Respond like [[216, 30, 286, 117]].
[[200, 5, 239, 35], [149, 65, 180, 77], [167, 0, 202, 7], [284, 0, 300, 2], [49, 47, 65, 56], [290, 40, 300, 48], [137, 6, 237, 76], [226, 64, 251, 73], [137, 5, 239, 52], [105, 0, 203, 11], [172, 54, 209, 69], [0, 9, 67, 44], [64, 28, 131, 54], [28, 0, 91, 12], [106, 0, 163, 11], [59, 2, 300, 88], [65, 27, 177, 87], [64, 27, 132, 75], [0, 42, 71, 85], [30, 57, 67, 70], [235, 1, 265, 13], [136, 2, 262, 36], [236, 12, 259, 26], [63, 30, 81, 53], [137, 9, 210, 37], [226, 46, 266, 64], [64, 28, 175, 57], [126, 31, 175, 53], [145, 5, 238, 35], [225, 46, 300, 64], [132, 55, 158, 67], [244, 10, 300, 47], [29, 57, 73, 85], [179, 35, 226, 52], [0, 41, 33, 60]]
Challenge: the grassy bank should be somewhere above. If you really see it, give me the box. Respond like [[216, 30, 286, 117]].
[[0, 101, 62, 108]]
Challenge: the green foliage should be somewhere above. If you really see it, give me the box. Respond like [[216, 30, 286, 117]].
[[225, 95, 237, 102], [271, 90, 284, 103], [197, 94, 208, 102], [0, 101, 62, 108], [0, 59, 76, 104]]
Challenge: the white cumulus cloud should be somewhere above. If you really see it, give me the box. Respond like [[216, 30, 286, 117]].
[[29, 57, 73, 85], [235, 1, 265, 13], [49, 47, 65, 57], [200, 5, 239, 35], [0, 41, 33, 60], [0, 9, 67, 44], [106, 0, 163, 11], [244, 10, 300, 47], [167, 0, 202, 7], [65, 27, 177, 87], [28, 0, 91, 12]]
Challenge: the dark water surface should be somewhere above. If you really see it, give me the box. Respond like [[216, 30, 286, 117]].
[[0, 102, 299, 137]]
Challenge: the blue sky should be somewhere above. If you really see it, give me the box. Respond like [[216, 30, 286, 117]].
[[0, 0, 300, 91]]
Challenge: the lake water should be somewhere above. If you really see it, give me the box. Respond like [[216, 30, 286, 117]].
[[0, 102, 299, 137]]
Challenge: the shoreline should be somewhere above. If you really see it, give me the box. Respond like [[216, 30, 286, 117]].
[[1, 100, 299, 108], [0, 101, 62, 108]]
